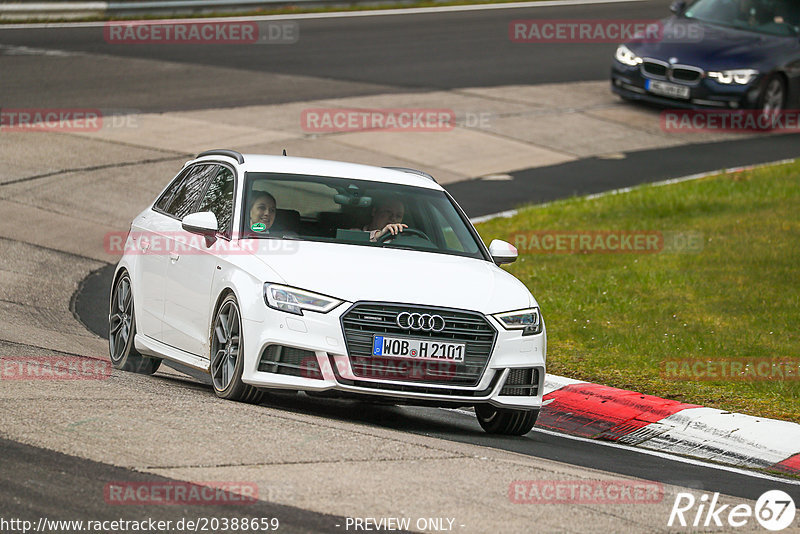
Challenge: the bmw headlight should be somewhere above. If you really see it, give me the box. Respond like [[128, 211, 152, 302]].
[[263, 284, 342, 316], [615, 44, 643, 67], [493, 307, 543, 336], [707, 69, 758, 85]]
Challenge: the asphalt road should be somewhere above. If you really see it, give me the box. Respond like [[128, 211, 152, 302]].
[[0, 437, 356, 534], [450, 133, 800, 217], [0, 0, 668, 111]]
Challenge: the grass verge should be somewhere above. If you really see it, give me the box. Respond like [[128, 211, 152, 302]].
[[476, 160, 800, 422]]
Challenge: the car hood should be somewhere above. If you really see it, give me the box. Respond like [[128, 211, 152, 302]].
[[627, 17, 793, 70], [247, 240, 535, 314]]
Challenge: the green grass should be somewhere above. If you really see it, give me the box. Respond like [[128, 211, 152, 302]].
[[476, 160, 800, 422]]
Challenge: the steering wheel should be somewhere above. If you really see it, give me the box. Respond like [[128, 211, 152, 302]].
[[377, 228, 431, 243]]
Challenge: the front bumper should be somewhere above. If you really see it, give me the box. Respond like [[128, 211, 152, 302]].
[[611, 62, 762, 110], [240, 301, 546, 410]]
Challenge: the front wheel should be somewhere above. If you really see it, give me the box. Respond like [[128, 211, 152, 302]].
[[210, 294, 264, 404], [757, 75, 786, 119], [475, 405, 538, 435], [109, 272, 161, 375]]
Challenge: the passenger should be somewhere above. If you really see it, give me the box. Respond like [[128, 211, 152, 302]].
[[249, 192, 276, 232], [363, 197, 407, 242]]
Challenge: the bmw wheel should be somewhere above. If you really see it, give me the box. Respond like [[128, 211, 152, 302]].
[[210, 293, 264, 404], [109, 272, 162, 374], [475, 405, 538, 435], [757, 75, 786, 120]]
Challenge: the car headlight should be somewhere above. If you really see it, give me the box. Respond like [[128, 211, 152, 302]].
[[263, 284, 342, 316], [493, 307, 543, 336], [707, 69, 758, 85], [615, 45, 643, 67]]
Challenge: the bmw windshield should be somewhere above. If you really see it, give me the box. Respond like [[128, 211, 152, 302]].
[[242, 172, 487, 260], [684, 0, 800, 36]]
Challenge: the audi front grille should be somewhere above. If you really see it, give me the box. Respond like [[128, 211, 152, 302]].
[[340, 302, 497, 386]]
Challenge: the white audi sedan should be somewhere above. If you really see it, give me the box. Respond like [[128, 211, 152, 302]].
[[109, 150, 546, 434]]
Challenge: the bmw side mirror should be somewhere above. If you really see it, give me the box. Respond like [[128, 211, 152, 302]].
[[670, 0, 686, 14], [181, 211, 219, 236], [488, 239, 518, 265]]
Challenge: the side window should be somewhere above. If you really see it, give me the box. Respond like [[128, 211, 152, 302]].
[[197, 166, 235, 237], [154, 169, 190, 212], [164, 164, 217, 219]]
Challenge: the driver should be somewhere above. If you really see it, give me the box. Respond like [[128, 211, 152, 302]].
[[364, 197, 406, 242], [737, 0, 778, 25]]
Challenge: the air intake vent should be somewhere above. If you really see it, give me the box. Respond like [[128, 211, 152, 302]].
[[258, 345, 321, 379], [500, 368, 540, 396]]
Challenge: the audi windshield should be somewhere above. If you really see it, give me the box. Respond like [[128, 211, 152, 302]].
[[242, 173, 487, 260]]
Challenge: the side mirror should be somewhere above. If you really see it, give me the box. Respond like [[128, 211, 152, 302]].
[[181, 211, 218, 236], [488, 239, 518, 265], [670, 0, 686, 14]]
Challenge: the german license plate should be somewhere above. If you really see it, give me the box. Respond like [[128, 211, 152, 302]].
[[372, 335, 465, 362], [646, 79, 690, 99]]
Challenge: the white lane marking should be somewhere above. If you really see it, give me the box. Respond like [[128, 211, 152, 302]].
[[0, 43, 73, 55], [470, 158, 798, 224], [480, 173, 514, 181], [441, 407, 800, 485], [0, 0, 646, 29]]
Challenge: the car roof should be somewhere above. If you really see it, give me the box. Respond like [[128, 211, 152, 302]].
[[194, 153, 443, 191]]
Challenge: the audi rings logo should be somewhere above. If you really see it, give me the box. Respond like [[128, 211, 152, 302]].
[[396, 312, 446, 332]]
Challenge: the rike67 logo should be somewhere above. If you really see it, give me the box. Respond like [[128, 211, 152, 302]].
[[669, 490, 797, 531]]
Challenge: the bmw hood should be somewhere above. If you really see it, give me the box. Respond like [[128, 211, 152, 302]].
[[248, 240, 535, 314], [627, 17, 792, 71]]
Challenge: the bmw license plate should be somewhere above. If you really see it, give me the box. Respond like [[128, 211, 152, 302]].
[[645, 79, 690, 99], [372, 335, 465, 362]]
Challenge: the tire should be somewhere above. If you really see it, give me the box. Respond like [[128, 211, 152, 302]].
[[475, 405, 539, 435], [210, 294, 264, 404], [108, 271, 162, 375], [757, 75, 786, 120]]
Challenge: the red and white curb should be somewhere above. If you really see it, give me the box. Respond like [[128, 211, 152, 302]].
[[541, 375, 800, 476]]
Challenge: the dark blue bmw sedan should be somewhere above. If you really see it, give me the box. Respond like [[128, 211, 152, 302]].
[[611, 0, 800, 113]]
